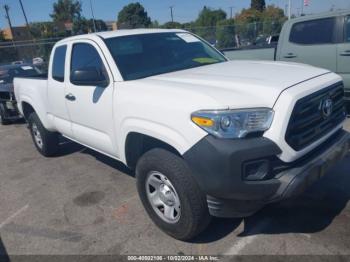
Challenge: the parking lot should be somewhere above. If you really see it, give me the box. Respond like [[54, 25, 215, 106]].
[[0, 119, 350, 257]]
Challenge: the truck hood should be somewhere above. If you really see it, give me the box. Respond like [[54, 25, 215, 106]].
[[145, 60, 330, 109]]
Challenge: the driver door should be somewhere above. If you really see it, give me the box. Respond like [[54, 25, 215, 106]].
[[65, 40, 117, 156]]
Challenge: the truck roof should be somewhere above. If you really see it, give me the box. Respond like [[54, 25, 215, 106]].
[[56, 28, 187, 45], [291, 9, 350, 23]]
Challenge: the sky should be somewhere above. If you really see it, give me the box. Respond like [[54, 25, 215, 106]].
[[0, 0, 349, 29]]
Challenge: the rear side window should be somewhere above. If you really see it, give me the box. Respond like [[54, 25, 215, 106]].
[[346, 16, 350, 42], [289, 18, 336, 45], [52, 45, 67, 82]]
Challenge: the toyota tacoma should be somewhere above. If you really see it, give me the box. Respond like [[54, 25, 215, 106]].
[[14, 29, 350, 240]]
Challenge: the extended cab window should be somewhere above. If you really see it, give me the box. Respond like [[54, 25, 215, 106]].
[[70, 43, 108, 84], [289, 18, 336, 45], [346, 16, 350, 42], [52, 45, 67, 82]]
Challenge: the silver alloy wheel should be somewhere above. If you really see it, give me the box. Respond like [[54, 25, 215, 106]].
[[145, 171, 181, 223], [32, 123, 43, 149]]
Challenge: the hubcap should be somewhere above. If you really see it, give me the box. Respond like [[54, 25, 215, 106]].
[[32, 123, 43, 149], [145, 171, 181, 223]]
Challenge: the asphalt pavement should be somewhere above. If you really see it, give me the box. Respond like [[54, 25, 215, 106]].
[[0, 119, 349, 257]]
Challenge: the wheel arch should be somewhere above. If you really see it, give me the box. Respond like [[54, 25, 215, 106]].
[[124, 132, 182, 169], [20, 99, 53, 130], [21, 101, 35, 120]]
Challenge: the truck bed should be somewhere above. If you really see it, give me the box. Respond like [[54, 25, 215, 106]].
[[15, 73, 48, 80], [222, 46, 276, 61]]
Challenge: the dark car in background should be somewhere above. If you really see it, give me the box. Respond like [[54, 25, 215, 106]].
[[0, 64, 42, 125]]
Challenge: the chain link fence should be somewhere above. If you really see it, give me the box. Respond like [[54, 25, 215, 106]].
[[186, 19, 286, 49], [0, 39, 62, 72], [0, 19, 286, 69]]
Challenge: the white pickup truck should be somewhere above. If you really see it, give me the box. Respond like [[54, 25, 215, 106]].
[[14, 29, 350, 240]]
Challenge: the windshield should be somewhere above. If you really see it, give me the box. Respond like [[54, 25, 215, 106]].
[[104, 32, 227, 81], [0, 65, 41, 84]]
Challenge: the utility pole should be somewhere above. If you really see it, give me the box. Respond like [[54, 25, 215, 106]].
[[3, 4, 16, 48], [288, 0, 292, 20], [169, 6, 174, 23], [89, 0, 97, 32], [18, 0, 29, 28], [18, 0, 36, 59], [301, 0, 304, 15], [285, 4, 288, 16], [229, 6, 235, 19]]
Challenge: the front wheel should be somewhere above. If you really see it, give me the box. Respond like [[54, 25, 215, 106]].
[[136, 148, 211, 240], [28, 112, 59, 157]]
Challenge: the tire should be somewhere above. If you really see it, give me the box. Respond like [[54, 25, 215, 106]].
[[136, 148, 211, 240], [0, 103, 10, 125], [28, 112, 59, 157]]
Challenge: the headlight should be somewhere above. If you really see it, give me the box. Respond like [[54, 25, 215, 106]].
[[191, 108, 274, 139]]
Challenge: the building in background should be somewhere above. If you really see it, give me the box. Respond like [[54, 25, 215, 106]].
[[105, 21, 118, 31], [2, 26, 31, 41]]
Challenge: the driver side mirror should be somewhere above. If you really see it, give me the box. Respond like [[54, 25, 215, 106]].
[[70, 67, 108, 87]]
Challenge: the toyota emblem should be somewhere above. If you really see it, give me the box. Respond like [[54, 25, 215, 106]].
[[321, 98, 333, 118]]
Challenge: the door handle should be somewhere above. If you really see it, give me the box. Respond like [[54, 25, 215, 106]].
[[284, 53, 297, 58], [340, 50, 350, 56], [65, 93, 76, 101]]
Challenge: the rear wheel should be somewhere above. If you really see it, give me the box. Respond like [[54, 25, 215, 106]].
[[136, 148, 211, 240], [28, 112, 59, 157]]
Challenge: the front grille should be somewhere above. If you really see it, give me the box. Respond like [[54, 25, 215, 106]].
[[285, 82, 346, 151]]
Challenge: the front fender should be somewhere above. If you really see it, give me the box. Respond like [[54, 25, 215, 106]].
[[118, 117, 206, 163]]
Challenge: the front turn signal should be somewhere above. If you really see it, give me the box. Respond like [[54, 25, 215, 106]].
[[191, 116, 214, 127]]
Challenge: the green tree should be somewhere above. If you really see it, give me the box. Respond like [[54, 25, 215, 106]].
[[182, 22, 195, 30], [251, 0, 266, 12], [162, 21, 182, 29], [194, 7, 227, 43], [50, 0, 82, 23], [234, 5, 286, 44], [73, 18, 107, 34], [261, 5, 286, 35], [94, 19, 107, 32], [30, 22, 58, 38], [235, 8, 263, 42], [216, 19, 236, 49], [195, 6, 226, 27], [117, 2, 151, 29], [73, 17, 90, 34], [150, 20, 160, 28]]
